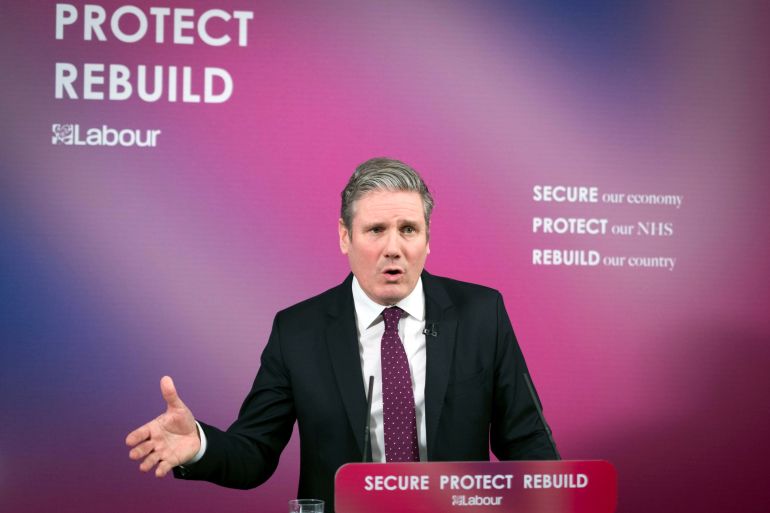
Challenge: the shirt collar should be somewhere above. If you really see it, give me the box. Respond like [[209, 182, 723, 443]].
[[352, 276, 425, 331]]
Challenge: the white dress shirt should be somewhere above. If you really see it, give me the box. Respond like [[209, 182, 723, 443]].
[[188, 276, 428, 464], [352, 276, 427, 462]]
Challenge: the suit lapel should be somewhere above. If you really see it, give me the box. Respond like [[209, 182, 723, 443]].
[[422, 272, 457, 459], [325, 275, 368, 458], [324, 272, 458, 461]]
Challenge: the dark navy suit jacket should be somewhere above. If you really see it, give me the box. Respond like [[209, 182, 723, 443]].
[[175, 271, 556, 511]]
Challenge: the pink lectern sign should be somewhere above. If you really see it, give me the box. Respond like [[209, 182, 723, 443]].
[[335, 460, 616, 513]]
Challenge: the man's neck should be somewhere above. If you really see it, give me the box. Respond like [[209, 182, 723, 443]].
[[351, 276, 425, 331]]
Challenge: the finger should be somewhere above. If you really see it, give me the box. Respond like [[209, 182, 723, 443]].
[[156, 460, 174, 478], [129, 440, 155, 461], [139, 450, 162, 473], [160, 376, 186, 410], [126, 424, 151, 447]]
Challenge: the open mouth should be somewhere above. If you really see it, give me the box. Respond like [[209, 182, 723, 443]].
[[383, 268, 404, 278]]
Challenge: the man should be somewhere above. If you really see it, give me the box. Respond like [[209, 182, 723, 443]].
[[126, 157, 556, 510]]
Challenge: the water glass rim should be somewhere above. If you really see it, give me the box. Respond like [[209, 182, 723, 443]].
[[289, 498, 324, 512]]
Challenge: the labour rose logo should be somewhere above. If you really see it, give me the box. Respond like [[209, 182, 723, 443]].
[[52, 124, 74, 145]]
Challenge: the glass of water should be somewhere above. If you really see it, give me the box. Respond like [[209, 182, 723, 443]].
[[288, 498, 324, 513]]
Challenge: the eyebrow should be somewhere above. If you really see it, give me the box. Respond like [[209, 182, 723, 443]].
[[359, 219, 422, 230], [361, 221, 386, 231]]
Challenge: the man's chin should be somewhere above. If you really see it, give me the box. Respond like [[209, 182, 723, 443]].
[[372, 284, 409, 306]]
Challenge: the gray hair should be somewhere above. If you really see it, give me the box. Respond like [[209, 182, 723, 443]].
[[340, 157, 434, 236]]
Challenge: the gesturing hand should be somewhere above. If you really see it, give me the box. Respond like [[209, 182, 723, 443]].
[[126, 376, 201, 477]]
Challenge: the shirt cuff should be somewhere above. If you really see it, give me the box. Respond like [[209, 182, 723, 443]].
[[185, 421, 208, 464]]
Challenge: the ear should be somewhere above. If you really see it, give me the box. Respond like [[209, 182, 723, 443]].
[[338, 218, 350, 254]]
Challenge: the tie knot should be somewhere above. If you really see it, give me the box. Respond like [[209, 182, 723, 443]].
[[382, 306, 403, 329]]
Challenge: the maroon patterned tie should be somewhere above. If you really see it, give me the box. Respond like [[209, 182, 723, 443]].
[[381, 307, 420, 462]]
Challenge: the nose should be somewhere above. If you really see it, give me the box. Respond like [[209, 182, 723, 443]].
[[383, 228, 402, 259]]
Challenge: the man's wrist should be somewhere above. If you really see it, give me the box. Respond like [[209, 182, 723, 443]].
[[180, 421, 207, 466]]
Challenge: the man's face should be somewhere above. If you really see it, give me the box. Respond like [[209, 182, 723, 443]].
[[339, 190, 430, 306]]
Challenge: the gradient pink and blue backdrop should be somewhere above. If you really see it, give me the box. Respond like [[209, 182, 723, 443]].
[[1, 1, 769, 512]]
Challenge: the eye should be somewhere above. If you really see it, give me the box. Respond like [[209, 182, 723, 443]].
[[402, 226, 416, 234]]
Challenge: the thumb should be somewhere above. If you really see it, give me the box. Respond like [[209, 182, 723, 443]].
[[160, 375, 186, 410]]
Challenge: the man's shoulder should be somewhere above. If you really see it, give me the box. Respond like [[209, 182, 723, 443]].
[[426, 272, 498, 292], [274, 276, 352, 322], [272, 272, 504, 322], [423, 272, 503, 305]]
